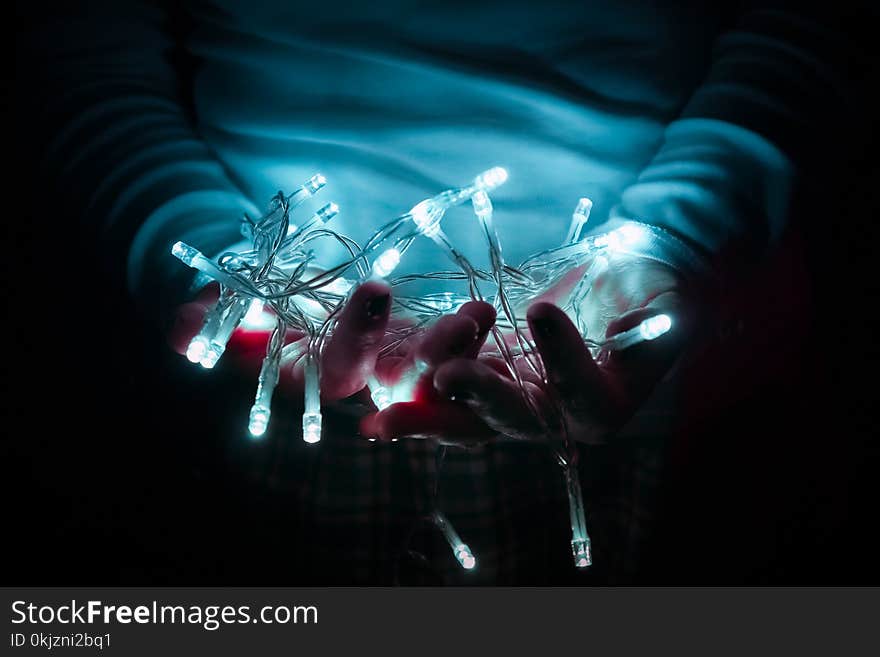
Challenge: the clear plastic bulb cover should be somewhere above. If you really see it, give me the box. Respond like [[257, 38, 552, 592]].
[[302, 412, 322, 444], [474, 166, 508, 191], [639, 314, 672, 340], [372, 247, 401, 278], [471, 190, 493, 219]]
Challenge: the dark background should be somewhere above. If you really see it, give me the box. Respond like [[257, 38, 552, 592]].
[[7, 1, 879, 584]]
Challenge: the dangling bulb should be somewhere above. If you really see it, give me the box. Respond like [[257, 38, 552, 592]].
[[433, 510, 477, 571], [302, 354, 322, 443], [186, 335, 210, 365]]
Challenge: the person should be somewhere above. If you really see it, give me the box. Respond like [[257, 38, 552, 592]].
[[20, 0, 866, 583]]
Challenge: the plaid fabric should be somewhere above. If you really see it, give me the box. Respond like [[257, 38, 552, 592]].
[[292, 430, 667, 585]]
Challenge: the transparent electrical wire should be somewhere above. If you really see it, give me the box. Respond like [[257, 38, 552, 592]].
[[171, 168, 674, 572]]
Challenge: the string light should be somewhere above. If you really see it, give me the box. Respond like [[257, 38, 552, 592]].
[[302, 353, 322, 444], [432, 510, 476, 571], [371, 246, 402, 279], [565, 197, 593, 244], [603, 314, 673, 352], [172, 166, 681, 573], [367, 375, 393, 411]]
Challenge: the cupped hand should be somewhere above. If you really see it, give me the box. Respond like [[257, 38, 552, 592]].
[[168, 279, 393, 403], [361, 256, 693, 446]]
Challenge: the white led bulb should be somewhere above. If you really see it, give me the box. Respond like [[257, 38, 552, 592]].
[[282, 202, 340, 244], [471, 190, 493, 220], [410, 199, 443, 238], [604, 314, 673, 351], [371, 247, 401, 279], [593, 222, 648, 253], [302, 354, 322, 443], [565, 197, 593, 244], [390, 358, 428, 404], [248, 352, 281, 438], [303, 173, 327, 196], [171, 241, 250, 294], [433, 510, 476, 571], [316, 202, 339, 224], [565, 464, 592, 569], [473, 166, 508, 192], [367, 375, 392, 411], [184, 296, 251, 369]]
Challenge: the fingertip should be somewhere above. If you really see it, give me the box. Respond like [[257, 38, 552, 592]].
[[417, 314, 480, 365], [433, 358, 489, 399], [526, 300, 562, 325], [457, 301, 496, 333], [359, 412, 380, 439]]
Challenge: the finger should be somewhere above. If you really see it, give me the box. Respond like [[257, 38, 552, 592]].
[[527, 301, 613, 414], [359, 400, 496, 444], [433, 358, 548, 441], [455, 301, 496, 358], [415, 314, 480, 368], [320, 280, 392, 400]]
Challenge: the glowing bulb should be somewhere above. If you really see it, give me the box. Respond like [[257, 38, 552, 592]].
[[433, 510, 477, 572], [603, 314, 673, 352], [594, 222, 648, 252], [248, 406, 270, 437], [372, 247, 401, 279], [455, 544, 477, 570], [323, 277, 353, 295], [302, 413, 322, 444], [317, 202, 339, 223], [171, 241, 250, 294], [639, 314, 672, 340], [572, 538, 592, 569], [391, 359, 428, 404], [566, 197, 593, 243], [426, 292, 457, 312], [171, 241, 198, 265], [410, 199, 442, 237], [368, 375, 392, 411], [474, 166, 508, 191], [304, 173, 326, 195], [185, 336, 208, 364], [247, 349, 281, 438], [184, 297, 248, 369], [471, 190, 493, 219], [302, 354, 322, 443], [564, 463, 592, 569], [241, 298, 268, 329], [199, 347, 222, 369], [292, 294, 329, 319], [281, 201, 339, 244]]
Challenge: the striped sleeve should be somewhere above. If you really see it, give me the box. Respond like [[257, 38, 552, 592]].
[[20, 0, 259, 321], [616, 3, 864, 283]]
